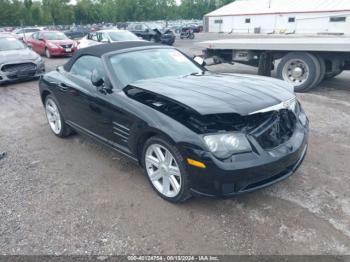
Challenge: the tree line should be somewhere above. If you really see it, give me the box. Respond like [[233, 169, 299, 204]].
[[0, 0, 234, 27]]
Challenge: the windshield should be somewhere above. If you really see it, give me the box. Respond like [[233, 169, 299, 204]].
[[109, 48, 203, 86], [146, 23, 162, 30], [0, 37, 26, 51], [108, 31, 139, 42], [43, 32, 68, 40]]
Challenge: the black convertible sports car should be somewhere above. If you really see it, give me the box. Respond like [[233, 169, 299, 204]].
[[39, 41, 309, 203]]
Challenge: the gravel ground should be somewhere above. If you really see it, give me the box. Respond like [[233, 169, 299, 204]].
[[0, 33, 350, 255]]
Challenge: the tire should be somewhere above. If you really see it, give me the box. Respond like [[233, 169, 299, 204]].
[[277, 52, 321, 92], [44, 95, 72, 138], [325, 69, 343, 80], [315, 54, 326, 87], [189, 33, 195, 40], [45, 48, 51, 58], [141, 136, 192, 203]]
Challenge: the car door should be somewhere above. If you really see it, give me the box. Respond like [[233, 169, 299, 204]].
[[26, 32, 38, 52], [55, 56, 101, 134], [63, 56, 134, 150], [36, 32, 46, 55]]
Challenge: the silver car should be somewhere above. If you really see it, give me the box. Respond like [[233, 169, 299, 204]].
[[0, 34, 45, 84]]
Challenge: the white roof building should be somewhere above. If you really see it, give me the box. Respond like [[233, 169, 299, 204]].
[[204, 0, 350, 34]]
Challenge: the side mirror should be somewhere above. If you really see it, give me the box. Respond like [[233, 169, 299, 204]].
[[91, 69, 104, 87], [193, 56, 206, 66]]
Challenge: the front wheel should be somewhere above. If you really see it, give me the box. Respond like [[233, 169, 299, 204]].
[[142, 136, 192, 203], [45, 48, 51, 58], [189, 33, 195, 40]]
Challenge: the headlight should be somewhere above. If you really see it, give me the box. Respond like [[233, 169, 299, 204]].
[[35, 56, 43, 63], [204, 133, 252, 159], [286, 98, 308, 125]]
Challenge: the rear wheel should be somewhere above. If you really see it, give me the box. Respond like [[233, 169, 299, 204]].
[[277, 52, 321, 92], [142, 136, 192, 203], [45, 95, 72, 138], [315, 54, 326, 87], [325, 69, 343, 80]]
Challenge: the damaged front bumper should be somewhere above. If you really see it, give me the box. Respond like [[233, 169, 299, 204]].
[[0, 60, 45, 84], [183, 122, 309, 197]]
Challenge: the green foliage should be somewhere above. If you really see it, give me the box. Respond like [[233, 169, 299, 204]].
[[0, 0, 235, 26]]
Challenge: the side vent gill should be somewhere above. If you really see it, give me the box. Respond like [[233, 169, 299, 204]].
[[112, 122, 130, 143]]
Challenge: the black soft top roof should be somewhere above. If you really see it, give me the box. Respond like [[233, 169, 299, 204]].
[[63, 41, 158, 71]]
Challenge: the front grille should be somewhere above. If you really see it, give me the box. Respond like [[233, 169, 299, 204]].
[[60, 44, 73, 49], [252, 109, 296, 149], [1, 63, 36, 73], [7, 72, 36, 79]]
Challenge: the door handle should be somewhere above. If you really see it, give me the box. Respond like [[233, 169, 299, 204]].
[[58, 83, 69, 91]]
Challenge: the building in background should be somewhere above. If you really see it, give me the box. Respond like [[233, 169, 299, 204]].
[[204, 0, 350, 35]]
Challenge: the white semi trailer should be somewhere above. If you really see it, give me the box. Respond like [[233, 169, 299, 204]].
[[198, 36, 350, 92]]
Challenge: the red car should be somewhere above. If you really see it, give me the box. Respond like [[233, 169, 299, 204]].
[[26, 31, 77, 58]]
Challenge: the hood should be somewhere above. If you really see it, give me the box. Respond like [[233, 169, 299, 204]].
[[47, 39, 74, 45], [129, 73, 295, 116], [0, 48, 39, 64]]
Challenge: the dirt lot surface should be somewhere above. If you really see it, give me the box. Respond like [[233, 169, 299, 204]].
[[0, 33, 350, 255]]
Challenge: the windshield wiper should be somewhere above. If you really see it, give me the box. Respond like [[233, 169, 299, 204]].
[[183, 71, 204, 77]]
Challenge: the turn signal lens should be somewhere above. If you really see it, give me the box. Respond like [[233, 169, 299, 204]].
[[187, 158, 206, 169]]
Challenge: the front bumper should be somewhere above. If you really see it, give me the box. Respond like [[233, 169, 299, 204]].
[[0, 60, 45, 84], [48, 47, 77, 57], [161, 35, 176, 45], [183, 123, 309, 197]]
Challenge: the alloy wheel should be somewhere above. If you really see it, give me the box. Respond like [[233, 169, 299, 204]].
[[45, 98, 62, 135], [145, 144, 182, 198]]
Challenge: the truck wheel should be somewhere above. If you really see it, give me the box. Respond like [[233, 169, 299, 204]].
[[315, 54, 326, 87], [325, 69, 343, 80], [277, 52, 321, 92]]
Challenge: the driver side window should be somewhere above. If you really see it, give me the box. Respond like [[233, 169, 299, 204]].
[[135, 24, 142, 30], [88, 33, 98, 41], [70, 56, 105, 80]]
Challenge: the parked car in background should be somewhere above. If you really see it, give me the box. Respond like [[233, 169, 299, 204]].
[[0, 34, 45, 84], [127, 23, 175, 45], [26, 31, 77, 58], [63, 26, 90, 39], [78, 29, 141, 49], [12, 27, 42, 41], [184, 23, 203, 33]]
